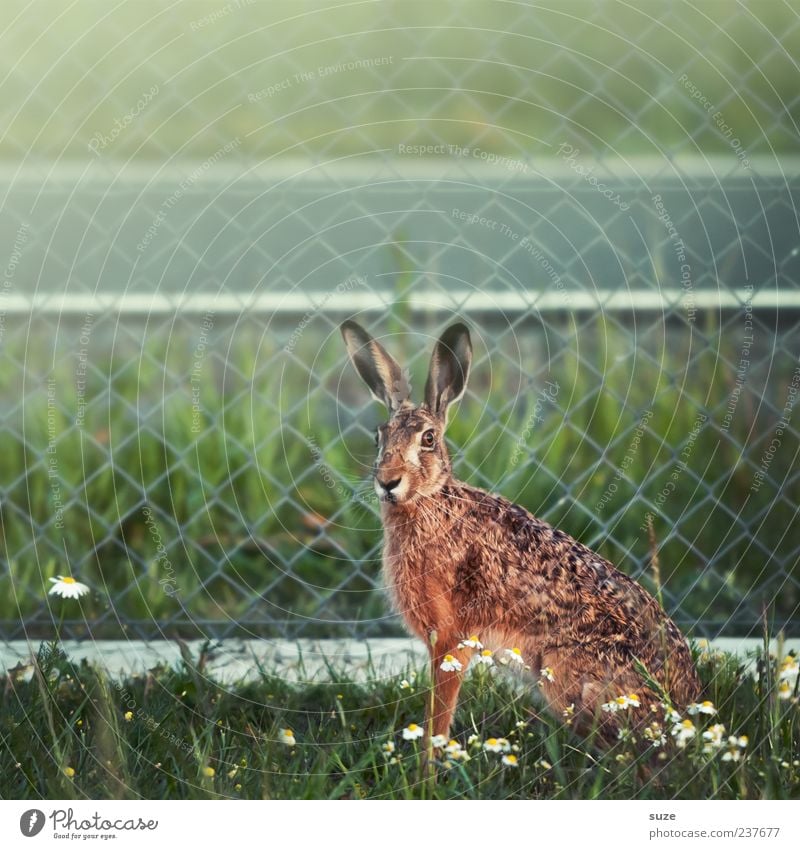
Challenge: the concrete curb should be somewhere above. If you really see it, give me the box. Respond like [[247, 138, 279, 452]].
[[2, 637, 797, 684]]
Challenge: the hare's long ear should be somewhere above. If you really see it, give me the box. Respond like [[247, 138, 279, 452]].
[[424, 323, 472, 421], [341, 321, 410, 412]]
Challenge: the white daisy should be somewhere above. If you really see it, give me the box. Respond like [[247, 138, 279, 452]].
[[440, 654, 463, 673], [778, 680, 793, 700], [381, 741, 395, 756], [687, 700, 717, 716], [721, 736, 747, 762], [601, 694, 640, 713], [503, 647, 524, 664], [402, 723, 424, 741], [672, 719, 696, 748], [278, 728, 296, 747], [779, 655, 799, 682], [457, 635, 483, 650], [539, 665, 555, 681], [398, 679, 412, 690], [475, 649, 494, 667], [701, 723, 726, 753], [501, 754, 519, 767], [48, 576, 90, 600], [483, 737, 511, 753], [445, 740, 469, 762], [430, 734, 448, 748]]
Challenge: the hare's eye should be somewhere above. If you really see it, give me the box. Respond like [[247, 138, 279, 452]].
[[421, 429, 436, 448]]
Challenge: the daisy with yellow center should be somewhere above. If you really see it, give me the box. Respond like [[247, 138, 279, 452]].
[[687, 700, 717, 716], [382, 741, 395, 756], [505, 647, 524, 664], [601, 694, 639, 712], [501, 754, 519, 767], [701, 723, 726, 753], [475, 649, 494, 667], [445, 739, 469, 762], [402, 723, 424, 741], [778, 680, 793, 700], [430, 734, 448, 748], [278, 728, 296, 746], [458, 636, 483, 650], [779, 655, 799, 681], [721, 735, 748, 762], [483, 737, 511, 753], [440, 654, 463, 673], [672, 718, 696, 748], [539, 666, 555, 682], [49, 576, 90, 599]]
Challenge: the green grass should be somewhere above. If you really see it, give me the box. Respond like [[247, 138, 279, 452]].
[[1, 639, 798, 800], [1, 310, 798, 637]]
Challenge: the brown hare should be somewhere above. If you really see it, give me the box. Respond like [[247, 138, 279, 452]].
[[341, 320, 701, 747]]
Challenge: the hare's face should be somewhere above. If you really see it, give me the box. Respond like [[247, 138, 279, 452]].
[[342, 320, 472, 506], [373, 406, 450, 504]]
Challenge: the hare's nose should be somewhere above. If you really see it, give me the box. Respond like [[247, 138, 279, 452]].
[[378, 476, 402, 493]]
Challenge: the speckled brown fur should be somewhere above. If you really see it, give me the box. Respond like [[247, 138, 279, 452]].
[[341, 321, 701, 747]]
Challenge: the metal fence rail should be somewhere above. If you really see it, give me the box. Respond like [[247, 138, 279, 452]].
[[1, 1, 799, 641]]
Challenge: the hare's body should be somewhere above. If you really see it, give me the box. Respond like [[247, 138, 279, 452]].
[[382, 477, 700, 742], [341, 321, 701, 745]]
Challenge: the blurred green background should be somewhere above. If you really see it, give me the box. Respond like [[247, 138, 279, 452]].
[[3, 0, 800, 161]]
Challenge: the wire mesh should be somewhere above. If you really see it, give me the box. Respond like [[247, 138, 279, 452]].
[[1, 0, 799, 641]]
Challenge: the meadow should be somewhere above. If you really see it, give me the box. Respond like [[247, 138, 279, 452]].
[[0, 307, 798, 640], [1, 637, 798, 800]]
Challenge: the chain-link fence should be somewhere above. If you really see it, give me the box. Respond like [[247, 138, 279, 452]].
[[1, 0, 799, 642]]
